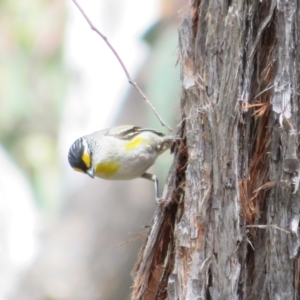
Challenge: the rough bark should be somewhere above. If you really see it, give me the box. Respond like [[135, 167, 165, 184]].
[[132, 1, 300, 299]]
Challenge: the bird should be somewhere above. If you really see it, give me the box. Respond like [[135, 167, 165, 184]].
[[68, 125, 177, 201]]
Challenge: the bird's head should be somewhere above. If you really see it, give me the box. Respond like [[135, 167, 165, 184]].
[[68, 137, 94, 178]]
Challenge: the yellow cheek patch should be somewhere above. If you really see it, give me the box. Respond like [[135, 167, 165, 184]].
[[82, 152, 91, 168], [125, 137, 145, 151], [95, 161, 120, 177]]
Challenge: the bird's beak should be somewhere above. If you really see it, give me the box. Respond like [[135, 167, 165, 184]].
[[86, 168, 94, 179]]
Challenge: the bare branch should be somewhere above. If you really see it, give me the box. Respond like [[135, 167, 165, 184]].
[[72, 0, 172, 131]]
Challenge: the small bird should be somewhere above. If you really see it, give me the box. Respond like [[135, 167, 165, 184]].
[[68, 125, 177, 201]]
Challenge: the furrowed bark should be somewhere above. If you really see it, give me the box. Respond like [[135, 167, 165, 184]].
[[132, 1, 300, 299]]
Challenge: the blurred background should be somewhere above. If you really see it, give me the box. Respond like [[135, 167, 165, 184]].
[[0, 0, 185, 299]]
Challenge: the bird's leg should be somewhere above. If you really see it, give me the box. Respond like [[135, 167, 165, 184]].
[[141, 172, 160, 202]]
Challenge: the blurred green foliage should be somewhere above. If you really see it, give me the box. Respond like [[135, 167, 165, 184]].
[[0, 0, 67, 211]]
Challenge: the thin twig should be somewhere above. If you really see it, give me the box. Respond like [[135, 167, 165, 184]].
[[115, 230, 148, 248], [254, 84, 274, 99], [246, 224, 290, 233], [72, 0, 172, 131]]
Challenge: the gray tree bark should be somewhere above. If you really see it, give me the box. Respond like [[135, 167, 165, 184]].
[[132, 1, 300, 299]]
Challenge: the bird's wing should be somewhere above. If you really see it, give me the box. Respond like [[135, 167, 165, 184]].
[[105, 125, 165, 139]]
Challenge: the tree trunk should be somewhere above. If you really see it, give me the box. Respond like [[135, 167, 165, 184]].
[[132, 1, 300, 299]]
